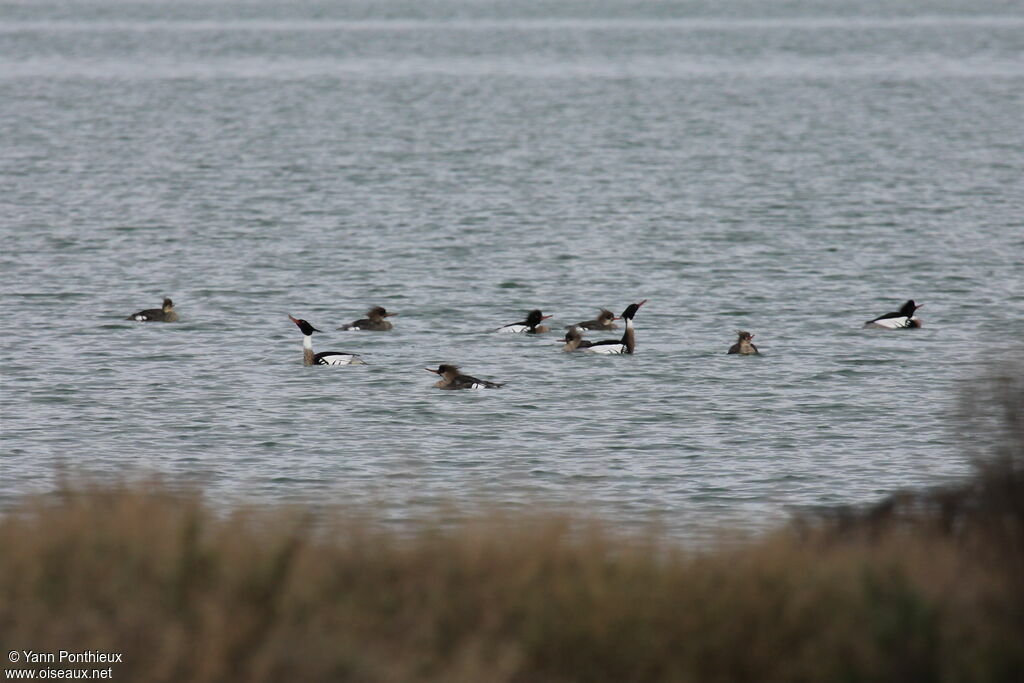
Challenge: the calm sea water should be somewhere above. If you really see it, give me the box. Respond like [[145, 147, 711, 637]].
[[2, 0, 1022, 538]]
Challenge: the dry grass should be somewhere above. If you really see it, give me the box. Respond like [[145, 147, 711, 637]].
[[2, 372, 1022, 682]]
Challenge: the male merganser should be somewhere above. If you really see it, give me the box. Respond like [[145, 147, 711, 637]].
[[573, 308, 619, 331], [864, 300, 923, 329], [425, 364, 504, 390], [339, 306, 396, 331], [561, 326, 594, 352], [584, 300, 646, 354], [497, 309, 552, 334], [289, 315, 366, 366], [728, 330, 760, 355], [127, 297, 178, 322]]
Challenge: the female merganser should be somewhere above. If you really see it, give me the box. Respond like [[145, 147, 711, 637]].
[[425, 364, 504, 390], [728, 330, 760, 355], [584, 300, 646, 354], [497, 309, 552, 334], [127, 297, 178, 322], [289, 315, 366, 366], [339, 306, 396, 331], [561, 326, 594, 352], [864, 300, 923, 329], [574, 308, 619, 331]]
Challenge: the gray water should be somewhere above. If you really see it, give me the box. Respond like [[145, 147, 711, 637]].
[[2, 0, 1023, 538]]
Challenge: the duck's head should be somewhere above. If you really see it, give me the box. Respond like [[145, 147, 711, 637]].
[[597, 308, 618, 323], [368, 306, 395, 320], [900, 300, 922, 316], [526, 309, 552, 326], [289, 314, 321, 335], [162, 298, 174, 312], [736, 330, 754, 341], [425, 364, 459, 378], [620, 299, 647, 321]]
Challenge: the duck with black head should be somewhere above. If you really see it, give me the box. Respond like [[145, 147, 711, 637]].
[[496, 309, 552, 334], [289, 315, 366, 366], [425, 364, 504, 390], [864, 300, 923, 329], [584, 300, 646, 355]]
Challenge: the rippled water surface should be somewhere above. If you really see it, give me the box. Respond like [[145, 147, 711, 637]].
[[2, 0, 1023, 538]]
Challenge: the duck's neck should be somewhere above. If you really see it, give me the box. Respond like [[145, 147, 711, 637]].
[[622, 318, 635, 354], [302, 335, 314, 366]]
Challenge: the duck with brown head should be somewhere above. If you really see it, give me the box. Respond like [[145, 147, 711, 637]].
[[289, 315, 366, 366], [339, 306, 396, 331], [561, 326, 594, 352], [425, 364, 504, 390], [497, 309, 552, 334], [584, 300, 646, 354], [728, 331, 760, 355], [573, 308, 619, 331], [127, 297, 178, 322]]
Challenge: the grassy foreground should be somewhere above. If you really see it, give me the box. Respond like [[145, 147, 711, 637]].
[[2, 378, 1021, 682]]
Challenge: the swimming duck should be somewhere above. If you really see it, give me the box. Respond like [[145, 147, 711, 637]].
[[864, 300, 923, 329], [727, 330, 760, 355], [497, 309, 552, 334], [425, 364, 504, 390], [584, 300, 646, 354], [339, 306, 396, 331], [127, 297, 178, 322], [561, 326, 594, 352], [289, 315, 366, 365], [573, 308, 619, 331]]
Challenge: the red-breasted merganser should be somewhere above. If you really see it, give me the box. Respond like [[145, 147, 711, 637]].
[[127, 297, 178, 322], [561, 326, 594, 352], [289, 315, 366, 366], [425, 364, 504, 390], [573, 308, 619, 331], [497, 309, 552, 334], [584, 300, 646, 354], [339, 306, 396, 331], [728, 331, 760, 355], [864, 300, 923, 329]]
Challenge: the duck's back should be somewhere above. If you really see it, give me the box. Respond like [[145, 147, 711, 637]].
[[128, 308, 176, 322], [449, 374, 503, 389], [342, 318, 392, 331]]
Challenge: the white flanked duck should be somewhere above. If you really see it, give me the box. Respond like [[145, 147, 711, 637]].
[[864, 300, 923, 329], [584, 300, 646, 354], [289, 315, 366, 366], [497, 309, 552, 334]]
